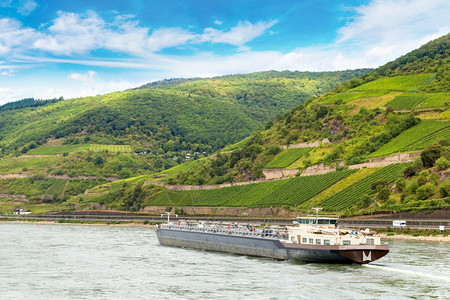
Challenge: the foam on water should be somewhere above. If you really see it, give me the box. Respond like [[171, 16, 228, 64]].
[[364, 264, 450, 283]]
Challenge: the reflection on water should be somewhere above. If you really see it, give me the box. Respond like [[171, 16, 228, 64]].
[[0, 223, 448, 299]]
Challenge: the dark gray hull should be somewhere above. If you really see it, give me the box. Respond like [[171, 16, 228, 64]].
[[155, 228, 389, 264]]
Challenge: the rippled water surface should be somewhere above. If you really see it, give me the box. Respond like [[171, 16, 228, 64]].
[[1, 223, 449, 299]]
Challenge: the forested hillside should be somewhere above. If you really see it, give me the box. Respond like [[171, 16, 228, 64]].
[[0, 70, 367, 173]]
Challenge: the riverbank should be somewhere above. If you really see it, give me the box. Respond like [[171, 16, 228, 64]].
[[378, 232, 450, 242], [0, 219, 151, 227]]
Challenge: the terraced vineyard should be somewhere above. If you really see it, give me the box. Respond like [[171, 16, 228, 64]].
[[301, 168, 378, 209], [417, 93, 450, 108], [351, 74, 433, 91], [90, 144, 132, 152], [320, 163, 407, 211], [265, 148, 311, 168], [385, 93, 428, 110], [369, 120, 450, 157], [254, 170, 356, 207], [148, 170, 355, 207], [45, 179, 68, 197], [406, 127, 450, 150], [320, 90, 389, 104], [28, 144, 90, 155]]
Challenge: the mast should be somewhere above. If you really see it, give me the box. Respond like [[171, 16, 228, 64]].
[[161, 212, 178, 224], [311, 207, 322, 226]]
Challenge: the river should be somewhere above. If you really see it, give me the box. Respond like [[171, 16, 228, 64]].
[[1, 223, 449, 299]]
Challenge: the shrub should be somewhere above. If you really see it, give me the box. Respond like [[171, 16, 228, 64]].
[[416, 183, 434, 200], [421, 144, 443, 168], [377, 187, 391, 201], [371, 179, 388, 191], [356, 194, 372, 209], [405, 180, 419, 194], [429, 173, 440, 185], [440, 180, 450, 198], [395, 178, 406, 191], [436, 157, 449, 170]]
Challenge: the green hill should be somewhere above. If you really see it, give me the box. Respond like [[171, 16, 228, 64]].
[[0, 70, 367, 176], [1, 34, 449, 216], [114, 33, 449, 215]]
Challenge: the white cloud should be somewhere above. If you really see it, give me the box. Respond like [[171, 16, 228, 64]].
[[0, 87, 27, 104], [33, 11, 104, 55], [0, 0, 37, 15], [67, 70, 136, 97], [0, 18, 38, 55], [214, 20, 223, 26], [17, 0, 37, 16], [199, 20, 278, 49], [28, 11, 275, 56]]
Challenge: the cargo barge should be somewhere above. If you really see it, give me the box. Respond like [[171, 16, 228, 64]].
[[155, 211, 389, 264]]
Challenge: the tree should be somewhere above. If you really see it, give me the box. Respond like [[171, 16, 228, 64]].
[[421, 144, 443, 168], [377, 187, 390, 202], [94, 155, 104, 165], [416, 184, 434, 200]]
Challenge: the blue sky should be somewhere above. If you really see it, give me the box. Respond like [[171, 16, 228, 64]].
[[0, 0, 449, 104]]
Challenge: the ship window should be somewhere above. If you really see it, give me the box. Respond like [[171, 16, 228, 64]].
[[324, 240, 330, 245], [302, 238, 307, 243], [343, 240, 350, 245], [309, 238, 314, 244], [316, 239, 321, 245], [291, 236, 296, 242], [366, 238, 374, 245]]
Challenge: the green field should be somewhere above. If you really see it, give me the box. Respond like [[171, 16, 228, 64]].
[[45, 179, 68, 196], [148, 170, 355, 207], [369, 120, 450, 157], [28, 144, 90, 155], [406, 127, 450, 150], [156, 160, 202, 179], [385, 93, 428, 110], [0, 156, 60, 174], [417, 93, 450, 108], [90, 144, 132, 152], [320, 163, 407, 211], [351, 74, 433, 91], [265, 148, 311, 168], [321, 90, 389, 104], [27, 144, 134, 155]]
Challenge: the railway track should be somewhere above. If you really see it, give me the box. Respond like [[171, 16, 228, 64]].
[[1, 213, 449, 229]]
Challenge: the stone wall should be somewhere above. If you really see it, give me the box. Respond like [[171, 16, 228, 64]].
[[281, 138, 330, 150], [262, 169, 299, 180], [348, 153, 418, 170], [140, 205, 294, 217]]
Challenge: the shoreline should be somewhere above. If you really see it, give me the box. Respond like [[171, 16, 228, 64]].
[[0, 220, 151, 227], [2, 219, 449, 242], [378, 232, 450, 243]]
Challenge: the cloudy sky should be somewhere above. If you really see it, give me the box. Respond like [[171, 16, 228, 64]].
[[0, 0, 449, 104]]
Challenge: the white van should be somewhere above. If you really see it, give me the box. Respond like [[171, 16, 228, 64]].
[[393, 220, 406, 227]]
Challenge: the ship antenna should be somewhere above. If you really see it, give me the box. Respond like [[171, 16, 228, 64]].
[[161, 212, 178, 224]]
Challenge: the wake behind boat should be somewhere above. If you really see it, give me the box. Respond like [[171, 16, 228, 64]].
[[155, 210, 389, 264]]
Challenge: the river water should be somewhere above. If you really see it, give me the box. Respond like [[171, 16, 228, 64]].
[[1, 223, 449, 299]]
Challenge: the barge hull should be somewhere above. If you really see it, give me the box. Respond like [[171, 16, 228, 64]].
[[156, 229, 388, 264]]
